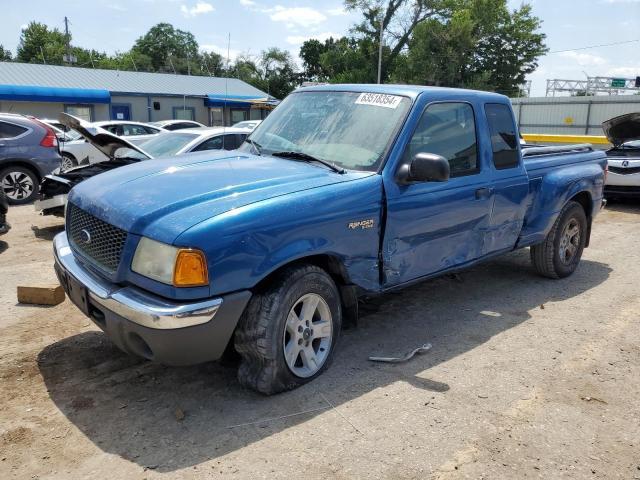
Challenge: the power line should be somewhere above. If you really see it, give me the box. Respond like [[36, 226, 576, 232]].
[[548, 38, 640, 54]]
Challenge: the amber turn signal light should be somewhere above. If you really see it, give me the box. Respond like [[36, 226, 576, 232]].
[[173, 249, 209, 287]]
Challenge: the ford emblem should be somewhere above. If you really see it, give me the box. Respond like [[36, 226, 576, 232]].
[[79, 229, 92, 244]]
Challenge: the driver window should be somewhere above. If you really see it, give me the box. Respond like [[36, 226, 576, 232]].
[[403, 102, 479, 177]]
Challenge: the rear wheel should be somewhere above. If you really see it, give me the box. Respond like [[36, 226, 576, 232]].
[[531, 201, 587, 278], [234, 264, 342, 395], [0, 166, 38, 205], [61, 153, 77, 171]]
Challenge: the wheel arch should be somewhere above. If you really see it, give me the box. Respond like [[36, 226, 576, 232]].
[[568, 190, 593, 247], [0, 159, 42, 182], [252, 253, 360, 326]]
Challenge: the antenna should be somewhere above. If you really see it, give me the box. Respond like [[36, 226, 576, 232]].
[[89, 50, 95, 68], [130, 53, 137, 71], [377, 4, 384, 84], [168, 56, 176, 74], [39, 46, 46, 64], [223, 32, 230, 140]]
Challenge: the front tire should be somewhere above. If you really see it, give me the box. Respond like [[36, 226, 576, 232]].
[[531, 201, 587, 279], [234, 264, 342, 395], [0, 166, 38, 205]]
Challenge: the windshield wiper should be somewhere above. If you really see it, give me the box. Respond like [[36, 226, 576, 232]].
[[245, 138, 262, 156], [271, 151, 346, 174]]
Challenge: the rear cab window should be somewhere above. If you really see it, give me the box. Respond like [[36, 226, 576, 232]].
[[485, 103, 520, 169]]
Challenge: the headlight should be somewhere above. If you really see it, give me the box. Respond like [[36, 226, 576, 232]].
[[131, 237, 208, 287]]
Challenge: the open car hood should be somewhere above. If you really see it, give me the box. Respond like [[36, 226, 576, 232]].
[[59, 113, 152, 160], [602, 113, 640, 147]]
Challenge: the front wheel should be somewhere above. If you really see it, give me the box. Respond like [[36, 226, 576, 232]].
[[234, 264, 342, 395], [531, 201, 587, 279]]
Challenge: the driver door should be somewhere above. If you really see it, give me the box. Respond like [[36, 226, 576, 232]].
[[381, 101, 494, 287]]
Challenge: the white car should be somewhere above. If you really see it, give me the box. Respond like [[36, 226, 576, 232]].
[[59, 120, 166, 170], [602, 113, 640, 199], [232, 120, 262, 131], [149, 119, 206, 131], [127, 127, 253, 158], [40, 118, 82, 142]]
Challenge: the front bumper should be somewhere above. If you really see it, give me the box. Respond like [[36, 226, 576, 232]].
[[53, 232, 251, 365], [34, 194, 67, 214]]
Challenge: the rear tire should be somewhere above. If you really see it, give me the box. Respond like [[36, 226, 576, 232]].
[[0, 166, 39, 205], [234, 264, 342, 395], [61, 153, 77, 171], [531, 201, 587, 279]]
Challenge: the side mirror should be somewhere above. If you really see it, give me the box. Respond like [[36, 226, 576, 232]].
[[397, 152, 450, 185]]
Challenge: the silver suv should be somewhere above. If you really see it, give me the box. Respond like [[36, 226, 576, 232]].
[[0, 114, 62, 204]]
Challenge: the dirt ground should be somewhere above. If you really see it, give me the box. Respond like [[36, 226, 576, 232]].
[[0, 202, 638, 480]]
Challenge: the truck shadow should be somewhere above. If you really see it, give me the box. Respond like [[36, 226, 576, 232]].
[[37, 249, 611, 472]]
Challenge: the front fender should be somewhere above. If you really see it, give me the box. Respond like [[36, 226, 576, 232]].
[[175, 174, 385, 296]]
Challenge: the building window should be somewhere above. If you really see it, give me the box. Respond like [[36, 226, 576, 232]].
[[231, 109, 248, 124], [64, 105, 93, 122], [173, 106, 195, 121], [210, 107, 223, 126]]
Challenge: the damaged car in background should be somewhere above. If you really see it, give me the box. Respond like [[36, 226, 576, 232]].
[[602, 112, 640, 199], [35, 114, 252, 217]]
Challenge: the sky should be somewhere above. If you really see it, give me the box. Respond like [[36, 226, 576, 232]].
[[0, 0, 639, 97]]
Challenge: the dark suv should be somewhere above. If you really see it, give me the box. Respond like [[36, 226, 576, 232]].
[[0, 114, 62, 204]]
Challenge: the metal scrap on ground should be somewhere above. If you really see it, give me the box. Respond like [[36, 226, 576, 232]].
[[368, 343, 433, 363]]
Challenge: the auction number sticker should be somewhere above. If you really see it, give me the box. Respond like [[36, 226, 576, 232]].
[[355, 92, 403, 109]]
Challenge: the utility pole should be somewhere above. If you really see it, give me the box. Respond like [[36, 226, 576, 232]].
[[377, 6, 384, 84], [62, 17, 76, 64], [64, 16, 71, 64]]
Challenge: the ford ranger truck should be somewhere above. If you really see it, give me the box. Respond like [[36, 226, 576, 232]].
[[53, 85, 607, 394]]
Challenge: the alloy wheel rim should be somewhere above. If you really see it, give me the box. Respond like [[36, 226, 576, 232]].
[[2, 172, 34, 201], [61, 157, 74, 171], [282, 293, 333, 378], [559, 218, 580, 265]]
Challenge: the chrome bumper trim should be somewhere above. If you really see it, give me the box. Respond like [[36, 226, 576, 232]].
[[53, 232, 221, 329]]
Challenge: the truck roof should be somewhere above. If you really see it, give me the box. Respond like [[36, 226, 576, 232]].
[[296, 83, 509, 102]]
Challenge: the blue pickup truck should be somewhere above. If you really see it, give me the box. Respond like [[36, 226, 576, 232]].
[[53, 85, 607, 394]]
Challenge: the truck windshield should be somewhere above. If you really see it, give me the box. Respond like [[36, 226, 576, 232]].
[[243, 91, 412, 172]]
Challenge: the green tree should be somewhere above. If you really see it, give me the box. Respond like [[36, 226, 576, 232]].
[[198, 51, 226, 76], [393, 0, 546, 95], [132, 23, 199, 72], [345, 0, 450, 80], [0, 45, 12, 61], [472, 3, 547, 95], [259, 48, 298, 98], [299, 36, 377, 83], [16, 22, 67, 64]]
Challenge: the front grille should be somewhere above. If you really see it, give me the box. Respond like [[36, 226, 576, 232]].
[[67, 203, 127, 272], [609, 166, 640, 175]]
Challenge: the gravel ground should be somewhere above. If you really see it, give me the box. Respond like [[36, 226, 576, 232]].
[[0, 203, 638, 480]]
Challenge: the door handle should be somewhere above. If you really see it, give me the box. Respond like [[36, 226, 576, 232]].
[[475, 187, 492, 200]]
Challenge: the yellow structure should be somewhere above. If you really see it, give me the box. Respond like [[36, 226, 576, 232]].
[[522, 134, 610, 146]]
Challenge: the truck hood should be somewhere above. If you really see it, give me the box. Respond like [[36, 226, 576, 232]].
[[602, 113, 640, 147], [69, 150, 370, 244], [59, 113, 152, 160]]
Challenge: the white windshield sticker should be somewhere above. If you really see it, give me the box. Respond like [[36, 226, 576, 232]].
[[355, 92, 403, 109]]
